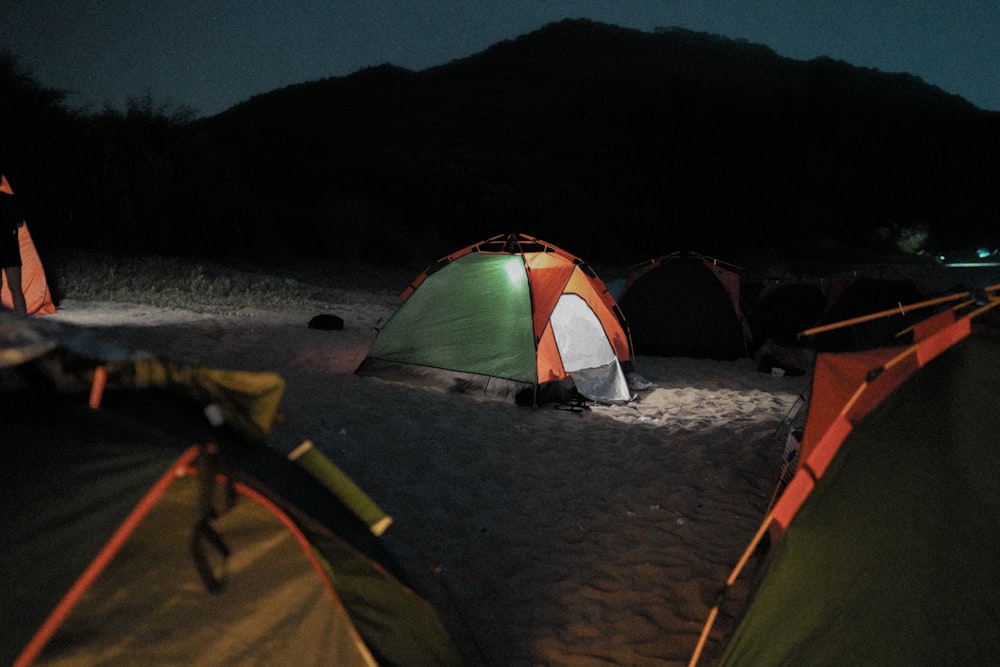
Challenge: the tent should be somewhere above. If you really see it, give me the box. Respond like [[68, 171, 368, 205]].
[[689, 291, 1000, 666], [1, 315, 461, 667], [357, 233, 635, 405], [618, 252, 749, 359], [1, 173, 56, 315], [745, 281, 827, 349], [1, 222, 57, 315], [1, 223, 56, 316], [810, 275, 925, 351]]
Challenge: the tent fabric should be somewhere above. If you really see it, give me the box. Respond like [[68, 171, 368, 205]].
[[18, 448, 379, 667], [772, 314, 974, 534], [1, 222, 56, 315], [618, 252, 749, 359], [369, 252, 538, 382], [123, 356, 288, 441], [1, 316, 461, 667], [745, 282, 827, 348], [549, 294, 620, 373], [810, 276, 925, 351], [718, 313, 1000, 665], [358, 233, 634, 404]]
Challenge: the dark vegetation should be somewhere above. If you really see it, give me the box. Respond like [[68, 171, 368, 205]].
[[3, 19, 999, 272]]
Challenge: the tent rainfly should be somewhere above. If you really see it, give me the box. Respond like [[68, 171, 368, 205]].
[[618, 252, 749, 360], [1, 315, 462, 667], [688, 288, 1000, 666], [1, 173, 56, 315], [357, 233, 636, 405]]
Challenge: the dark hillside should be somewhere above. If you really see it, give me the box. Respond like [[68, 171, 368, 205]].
[[198, 19, 1000, 265], [4, 19, 999, 268]]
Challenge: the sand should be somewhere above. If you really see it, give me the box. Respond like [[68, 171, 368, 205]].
[[48, 292, 811, 667]]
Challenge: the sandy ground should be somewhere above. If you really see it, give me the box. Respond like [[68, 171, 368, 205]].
[[44, 288, 811, 667]]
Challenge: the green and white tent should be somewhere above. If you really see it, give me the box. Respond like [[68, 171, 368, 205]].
[[358, 233, 635, 405]]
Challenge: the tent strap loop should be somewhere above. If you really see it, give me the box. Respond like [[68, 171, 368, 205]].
[[190, 443, 234, 594]]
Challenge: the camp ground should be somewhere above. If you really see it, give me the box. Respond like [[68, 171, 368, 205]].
[[357, 232, 637, 406], [617, 252, 750, 360], [688, 285, 1000, 666], [1, 315, 461, 667]]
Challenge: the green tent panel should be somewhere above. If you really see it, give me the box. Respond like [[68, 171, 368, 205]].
[[368, 252, 537, 382]]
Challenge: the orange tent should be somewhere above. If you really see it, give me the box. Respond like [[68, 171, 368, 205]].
[[1, 174, 55, 315], [1, 222, 56, 315]]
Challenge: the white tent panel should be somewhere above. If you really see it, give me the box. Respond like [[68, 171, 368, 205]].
[[550, 295, 631, 403]]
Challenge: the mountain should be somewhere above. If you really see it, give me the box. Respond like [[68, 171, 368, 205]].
[[6, 20, 1000, 268], [194, 19, 999, 266]]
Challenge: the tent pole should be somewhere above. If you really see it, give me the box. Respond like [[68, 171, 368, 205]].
[[687, 512, 777, 667], [799, 292, 970, 338], [771, 390, 806, 438]]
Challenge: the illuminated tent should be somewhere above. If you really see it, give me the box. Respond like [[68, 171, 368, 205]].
[[357, 233, 634, 405], [618, 252, 749, 359], [1, 316, 461, 667], [689, 293, 1000, 666]]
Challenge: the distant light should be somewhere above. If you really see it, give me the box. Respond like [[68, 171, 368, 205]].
[[977, 248, 991, 258]]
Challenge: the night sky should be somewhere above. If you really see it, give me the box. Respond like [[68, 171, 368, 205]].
[[2, 1, 999, 117]]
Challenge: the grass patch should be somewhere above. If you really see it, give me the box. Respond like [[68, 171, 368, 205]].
[[44, 250, 414, 315]]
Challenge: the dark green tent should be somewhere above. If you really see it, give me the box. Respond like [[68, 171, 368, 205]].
[[706, 306, 1000, 665], [618, 252, 749, 359], [811, 275, 926, 351], [1, 315, 461, 667], [745, 281, 827, 349]]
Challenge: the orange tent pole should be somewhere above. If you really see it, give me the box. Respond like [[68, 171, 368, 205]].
[[894, 298, 976, 338], [88, 366, 108, 409], [687, 512, 777, 667], [799, 292, 970, 338], [967, 295, 1000, 319], [893, 284, 999, 338]]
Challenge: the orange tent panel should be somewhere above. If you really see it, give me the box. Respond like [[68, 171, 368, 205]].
[[773, 312, 975, 539], [523, 252, 576, 339], [797, 347, 897, 463], [535, 325, 568, 383], [2, 223, 56, 315]]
